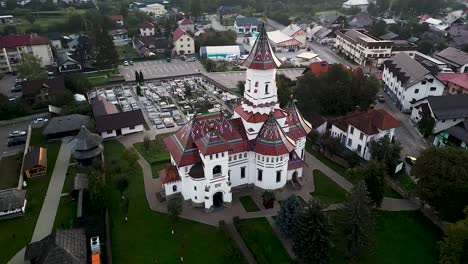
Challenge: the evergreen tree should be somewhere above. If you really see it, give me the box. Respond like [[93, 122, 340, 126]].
[[276, 195, 303, 238], [135, 70, 140, 83], [347, 161, 386, 207], [341, 181, 375, 258], [293, 200, 334, 264], [91, 28, 119, 70], [136, 86, 142, 96], [369, 135, 402, 174], [139, 71, 144, 84]]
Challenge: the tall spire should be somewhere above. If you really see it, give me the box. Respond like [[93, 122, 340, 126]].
[[242, 23, 281, 70]]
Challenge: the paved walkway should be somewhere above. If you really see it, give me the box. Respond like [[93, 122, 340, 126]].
[[8, 140, 71, 264]]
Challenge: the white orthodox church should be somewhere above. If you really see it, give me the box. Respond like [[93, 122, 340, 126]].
[[160, 24, 312, 211]]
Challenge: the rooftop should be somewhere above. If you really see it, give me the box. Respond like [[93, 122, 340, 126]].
[[242, 24, 282, 70], [0, 34, 49, 48], [235, 16, 259, 27], [331, 108, 400, 135], [435, 47, 468, 67], [437, 73, 468, 90], [43, 115, 91, 136], [0, 188, 26, 213], [383, 53, 430, 87], [23, 147, 47, 171], [68, 126, 103, 160], [425, 94, 468, 119]]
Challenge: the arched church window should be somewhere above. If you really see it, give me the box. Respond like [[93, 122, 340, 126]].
[[173, 185, 177, 192]]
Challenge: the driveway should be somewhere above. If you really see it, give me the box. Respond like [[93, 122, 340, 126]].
[[119, 59, 205, 81]]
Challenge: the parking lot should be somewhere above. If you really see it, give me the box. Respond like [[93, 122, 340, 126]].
[[207, 68, 305, 89], [0, 119, 34, 159], [119, 59, 205, 81]]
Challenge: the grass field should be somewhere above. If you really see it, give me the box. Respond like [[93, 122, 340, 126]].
[[394, 172, 417, 193], [0, 141, 60, 264], [53, 196, 77, 230], [104, 140, 246, 264], [134, 134, 171, 178], [330, 211, 442, 264], [239, 195, 260, 212], [117, 45, 140, 60], [62, 164, 75, 194], [310, 170, 348, 205], [0, 154, 21, 189], [235, 217, 291, 264], [383, 184, 402, 198]]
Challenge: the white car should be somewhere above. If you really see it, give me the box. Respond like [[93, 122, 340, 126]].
[[187, 57, 196, 62], [123, 61, 129, 66], [9, 130, 27, 138], [32, 118, 48, 124]]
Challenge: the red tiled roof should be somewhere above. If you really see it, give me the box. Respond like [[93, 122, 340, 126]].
[[172, 27, 191, 42], [179, 18, 193, 25], [163, 112, 248, 167], [331, 109, 400, 135], [159, 165, 181, 184], [109, 15, 123, 21], [437, 73, 468, 90], [242, 23, 281, 70], [0, 34, 49, 48], [303, 61, 352, 76], [194, 128, 232, 155], [285, 101, 312, 139], [234, 105, 287, 123], [140, 21, 155, 29], [254, 114, 295, 156]]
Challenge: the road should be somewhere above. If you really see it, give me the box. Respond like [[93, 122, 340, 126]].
[[208, 14, 230, 31]]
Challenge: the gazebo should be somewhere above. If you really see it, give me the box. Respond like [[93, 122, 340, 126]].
[[68, 126, 103, 165]]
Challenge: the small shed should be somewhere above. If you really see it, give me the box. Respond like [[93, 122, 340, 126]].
[[23, 147, 47, 178]]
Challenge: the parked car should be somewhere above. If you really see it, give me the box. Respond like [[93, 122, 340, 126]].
[[440, 68, 454, 73], [32, 117, 48, 124], [123, 61, 129, 66], [405, 156, 417, 166], [377, 94, 386, 102], [11, 84, 22, 92], [180, 55, 186, 61], [7, 137, 26, 147], [9, 130, 26, 138], [187, 57, 196, 62], [166, 57, 172, 62], [129, 60, 134, 65]]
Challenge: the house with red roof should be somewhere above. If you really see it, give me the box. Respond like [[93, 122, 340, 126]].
[[139, 21, 155, 36], [109, 15, 124, 26], [172, 27, 194, 55], [177, 17, 194, 32], [302, 61, 352, 76], [330, 108, 400, 160], [161, 24, 312, 211], [438, 73, 468, 95], [0, 34, 53, 73]]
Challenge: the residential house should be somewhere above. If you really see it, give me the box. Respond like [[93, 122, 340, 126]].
[[446, 25, 468, 49], [109, 15, 124, 26], [267, 30, 302, 51], [433, 120, 468, 149], [43, 114, 91, 140], [311, 27, 336, 44], [0, 15, 13, 24], [281, 24, 308, 48], [57, 52, 82, 73], [133, 36, 170, 56], [342, 0, 369, 11], [23, 147, 47, 178], [0, 34, 54, 73], [382, 53, 445, 112], [443, 10, 465, 25], [438, 73, 468, 95], [435, 47, 468, 73], [140, 3, 167, 17], [335, 29, 416, 66], [172, 27, 194, 55], [348, 12, 373, 28], [234, 16, 259, 34], [411, 95, 468, 134], [422, 18, 449, 31], [319, 14, 346, 27], [0, 188, 26, 219], [45, 32, 63, 49], [66, 34, 93, 70], [308, 111, 327, 134], [22, 77, 69, 105], [330, 109, 400, 160], [178, 17, 195, 32], [91, 96, 145, 139], [25, 229, 87, 264], [140, 21, 156, 36], [302, 61, 351, 76], [108, 29, 130, 46]]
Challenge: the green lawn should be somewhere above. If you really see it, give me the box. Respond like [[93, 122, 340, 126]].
[[310, 170, 348, 205], [62, 164, 75, 194], [383, 184, 402, 198], [239, 195, 260, 212], [235, 217, 291, 264], [306, 145, 348, 176], [134, 134, 172, 178], [104, 140, 246, 264], [330, 211, 442, 264], [117, 45, 140, 60], [0, 154, 21, 189], [394, 172, 417, 193], [0, 138, 60, 263], [53, 196, 77, 230]]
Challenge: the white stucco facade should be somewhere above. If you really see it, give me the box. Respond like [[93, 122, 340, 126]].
[[140, 3, 167, 16], [173, 34, 194, 55]]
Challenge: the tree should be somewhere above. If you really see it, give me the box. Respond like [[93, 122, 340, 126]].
[[340, 181, 375, 258], [276, 74, 295, 107], [369, 135, 402, 174], [413, 147, 468, 221], [293, 199, 334, 264], [88, 170, 111, 212], [25, 13, 36, 24], [319, 133, 343, 158], [167, 195, 183, 220], [122, 148, 139, 166], [139, 71, 144, 84], [418, 113, 435, 138], [190, 0, 202, 19], [369, 20, 387, 38], [16, 53, 47, 81], [91, 28, 119, 69], [120, 1, 129, 19], [143, 136, 151, 151], [134, 70, 140, 83], [277, 195, 303, 238], [347, 161, 386, 207], [136, 85, 142, 96], [417, 41, 435, 55], [439, 207, 468, 264], [116, 176, 130, 195], [3, 25, 17, 35], [5, 0, 17, 10], [236, 81, 245, 96]]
